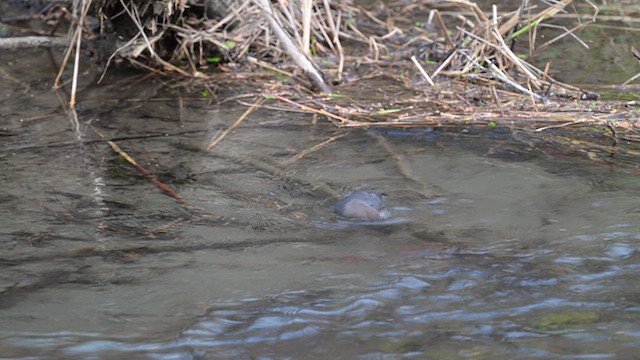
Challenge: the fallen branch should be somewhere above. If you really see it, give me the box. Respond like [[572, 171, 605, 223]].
[[0, 36, 68, 49]]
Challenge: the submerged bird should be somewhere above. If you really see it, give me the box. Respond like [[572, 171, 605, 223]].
[[334, 191, 390, 221]]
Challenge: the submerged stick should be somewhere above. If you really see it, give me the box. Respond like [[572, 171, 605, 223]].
[[367, 131, 435, 198], [206, 97, 264, 151], [279, 133, 346, 167], [106, 141, 216, 216]]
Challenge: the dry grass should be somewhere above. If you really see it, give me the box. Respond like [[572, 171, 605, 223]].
[[51, 0, 639, 144]]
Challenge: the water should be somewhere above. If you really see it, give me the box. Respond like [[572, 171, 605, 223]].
[[2, 18, 640, 360], [2, 76, 639, 359]]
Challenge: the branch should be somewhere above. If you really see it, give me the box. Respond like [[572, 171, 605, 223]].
[[0, 36, 68, 49], [255, 0, 331, 93]]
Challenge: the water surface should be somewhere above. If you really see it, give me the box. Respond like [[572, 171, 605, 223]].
[[2, 35, 640, 360]]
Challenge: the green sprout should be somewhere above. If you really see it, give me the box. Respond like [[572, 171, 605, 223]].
[[206, 56, 222, 64]]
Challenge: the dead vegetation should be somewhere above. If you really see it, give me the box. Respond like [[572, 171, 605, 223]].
[[10, 0, 639, 145]]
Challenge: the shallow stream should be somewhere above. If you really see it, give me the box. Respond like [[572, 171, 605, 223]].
[[2, 8, 640, 358]]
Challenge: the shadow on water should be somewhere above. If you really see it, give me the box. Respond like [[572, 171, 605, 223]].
[[2, 53, 640, 359]]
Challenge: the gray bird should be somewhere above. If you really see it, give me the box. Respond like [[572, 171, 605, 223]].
[[334, 191, 390, 221]]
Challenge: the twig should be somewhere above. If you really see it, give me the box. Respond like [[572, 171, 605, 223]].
[[369, 36, 380, 60], [621, 48, 640, 86], [502, 0, 574, 36], [533, 22, 592, 54], [274, 94, 360, 125], [106, 140, 216, 216], [605, 121, 619, 147], [411, 55, 435, 86], [301, 0, 312, 56], [0, 36, 68, 49], [621, 72, 640, 87], [367, 131, 435, 198], [322, 0, 344, 82], [444, 0, 489, 24], [279, 133, 346, 167], [256, 0, 331, 93], [247, 56, 294, 77], [491, 86, 503, 115], [535, 120, 582, 132], [432, 10, 455, 50], [54, 0, 93, 89], [431, 50, 456, 79], [69, 0, 91, 109], [462, 51, 548, 103], [526, 79, 539, 111], [207, 97, 264, 151]]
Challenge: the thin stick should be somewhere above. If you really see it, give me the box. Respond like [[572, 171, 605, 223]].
[[367, 131, 434, 198], [501, 0, 574, 36], [274, 94, 360, 125], [69, 0, 86, 109], [369, 36, 380, 60], [55, 0, 93, 90], [247, 56, 294, 77], [54, 23, 78, 88], [106, 140, 216, 216], [527, 79, 539, 111], [433, 10, 455, 50], [535, 120, 582, 132], [335, 13, 345, 81], [542, 61, 551, 82], [439, 0, 488, 23], [301, 0, 312, 56], [0, 36, 68, 49], [256, 0, 331, 93], [431, 50, 456, 78], [459, 51, 548, 102], [323, 0, 344, 82], [621, 72, 640, 87], [279, 133, 346, 167], [533, 22, 592, 54], [488, 57, 547, 102], [491, 29, 540, 85], [411, 55, 435, 86], [491, 86, 503, 115], [206, 97, 264, 151]]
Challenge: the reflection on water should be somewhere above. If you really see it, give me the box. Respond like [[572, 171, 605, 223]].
[[2, 57, 640, 360]]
